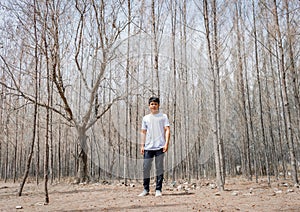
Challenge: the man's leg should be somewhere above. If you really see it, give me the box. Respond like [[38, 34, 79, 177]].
[[155, 149, 164, 192], [143, 150, 154, 192]]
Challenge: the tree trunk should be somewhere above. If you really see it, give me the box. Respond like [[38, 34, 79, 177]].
[[235, 2, 251, 180], [76, 130, 89, 183], [252, 0, 270, 185], [0, 93, 2, 179], [49, 106, 54, 184], [170, 0, 177, 182], [44, 57, 50, 205], [212, 0, 225, 186], [13, 109, 18, 183], [123, 0, 131, 184], [273, 0, 298, 185], [58, 120, 62, 182], [284, 0, 300, 135], [151, 0, 160, 96], [18, 0, 39, 194], [203, 0, 224, 191], [5, 115, 9, 182], [181, 0, 191, 183], [245, 69, 257, 182]]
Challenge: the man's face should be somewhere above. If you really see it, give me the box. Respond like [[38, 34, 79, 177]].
[[149, 101, 159, 114]]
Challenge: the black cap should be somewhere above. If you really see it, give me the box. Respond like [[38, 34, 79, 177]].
[[148, 97, 160, 105]]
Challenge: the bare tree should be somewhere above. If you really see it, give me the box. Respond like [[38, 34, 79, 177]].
[[203, 0, 224, 191], [284, 0, 300, 142], [124, 0, 132, 184], [151, 0, 160, 96], [17, 0, 40, 195], [252, 0, 271, 185], [169, 0, 177, 182], [272, 0, 298, 185], [234, 1, 252, 180]]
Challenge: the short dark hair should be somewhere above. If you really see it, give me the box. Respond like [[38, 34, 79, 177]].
[[148, 96, 160, 105]]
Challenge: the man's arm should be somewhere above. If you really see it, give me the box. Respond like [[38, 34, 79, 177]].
[[140, 129, 147, 154], [163, 126, 170, 152]]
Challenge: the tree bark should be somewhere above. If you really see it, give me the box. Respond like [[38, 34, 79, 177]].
[[44, 49, 50, 205], [203, 0, 224, 191], [151, 0, 160, 96], [76, 129, 89, 183], [284, 0, 300, 143], [170, 0, 177, 182], [235, 2, 251, 180], [18, 0, 39, 195], [252, 0, 270, 185], [272, 0, 298, 185]]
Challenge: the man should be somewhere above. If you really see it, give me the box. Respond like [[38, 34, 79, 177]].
[[138, 97, 171, 197]]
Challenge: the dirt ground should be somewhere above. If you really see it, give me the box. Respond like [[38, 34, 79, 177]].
[[0, 177, 300, 212]]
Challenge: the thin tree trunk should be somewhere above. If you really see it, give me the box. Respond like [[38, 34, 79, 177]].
[[58, 120, 62, 182], [203, 0, 224, 191], [123, 0, 131, 184], [18, 0, 39, 195], [170, 0, 177, 182], [0, 90, 2, 179], [5, 114, 9, 182], [13, 108, 18, 183], [235, 2, 251, 180], [261, 5, 286, 180], [270, 43, 286, 179], [151, 0, 160, 96], [273, 0, 298, 185], [43, 0, 51, 202], [284, 0, 300, 144], [243, 38, 257, 182], [49, 102, 53, 183], [181, 0, 191, 183], [265, 76, 279, 179], [252, 0, 270, 185], [35, 55, 43, 185], [212, 0, 225, 186], [35, 114, 40, 185], [44, 44, 50, 205]]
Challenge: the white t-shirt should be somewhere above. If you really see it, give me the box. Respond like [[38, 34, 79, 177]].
[[141, 112, 170, 150]]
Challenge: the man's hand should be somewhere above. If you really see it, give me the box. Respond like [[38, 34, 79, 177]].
[[140, 129, 147, 155], [163, 126, 170, 152], [163, 144, 168, 152], [140, 146, 145, 155]]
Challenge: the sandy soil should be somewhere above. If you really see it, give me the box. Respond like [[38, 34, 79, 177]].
[[0, 177, 299, 212]]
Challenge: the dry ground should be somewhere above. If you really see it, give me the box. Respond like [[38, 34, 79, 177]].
[[0, 177, 300, 211]]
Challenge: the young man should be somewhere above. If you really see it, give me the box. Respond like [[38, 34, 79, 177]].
[[138, 97, 170, 197]]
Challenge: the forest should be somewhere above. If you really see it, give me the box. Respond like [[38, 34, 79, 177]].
[[0, 0, 299, 200]]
